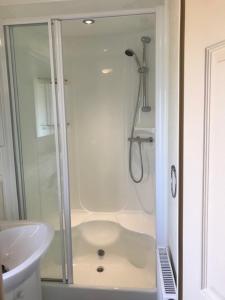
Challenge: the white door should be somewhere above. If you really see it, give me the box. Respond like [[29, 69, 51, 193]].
[[183, 0, 225, 299]]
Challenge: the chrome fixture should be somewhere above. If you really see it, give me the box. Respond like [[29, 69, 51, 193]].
[[125, 36, 152, 183], [125, 49, 142, 69], [96, 266, 104, 273], [125, 36, 151, 113], [141, 36, 151, 112], [171, 165, 177, 198], [128, 136, 153, 144], [97, 249, 105, 257]]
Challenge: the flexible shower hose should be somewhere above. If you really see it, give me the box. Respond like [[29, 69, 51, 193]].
[[129, 74, 144, 183]]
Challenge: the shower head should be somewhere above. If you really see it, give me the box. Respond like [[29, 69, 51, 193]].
[[141, 36, 151, 44], [125, 49, 141, 69], [125, 49, 135, 56]]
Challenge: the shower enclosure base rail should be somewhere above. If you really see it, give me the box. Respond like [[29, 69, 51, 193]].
[[42, 282, 157, 300]]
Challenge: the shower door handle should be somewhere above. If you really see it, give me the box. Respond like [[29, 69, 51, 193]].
[[128, 136, 154, 143], [171, 165, 177, 198]]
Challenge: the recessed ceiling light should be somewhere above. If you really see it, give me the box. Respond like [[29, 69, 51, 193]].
[[83, 19, 95, 25], [101, 68, 113, 74]]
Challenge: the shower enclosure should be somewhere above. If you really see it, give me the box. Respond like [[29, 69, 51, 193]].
[[62, 15, 155, 288], [2, 8, 166, 294]]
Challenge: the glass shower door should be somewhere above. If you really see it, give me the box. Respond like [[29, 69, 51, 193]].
[[5, 23, 68, 281], [60, 14, 156, 288]]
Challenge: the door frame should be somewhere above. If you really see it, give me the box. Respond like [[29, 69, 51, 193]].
[[178, 0, 185, 299]]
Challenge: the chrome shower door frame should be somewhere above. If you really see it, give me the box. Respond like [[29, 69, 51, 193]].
[[4, 26, 27, 220], [49, 20, 73, 284]]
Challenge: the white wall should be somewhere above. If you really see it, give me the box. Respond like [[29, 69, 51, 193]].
[[1, 18, 156, 219], [165, 0, 180, 276], [62, 16, 156, 214]]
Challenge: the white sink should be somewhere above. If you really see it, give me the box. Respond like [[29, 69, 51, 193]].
[[0, 223, 54, 292]]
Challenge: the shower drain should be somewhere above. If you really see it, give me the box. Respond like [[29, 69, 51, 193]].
[[97, 249, 105, 257], [1, 264, 9, 274], [96, 266, 104, 273]]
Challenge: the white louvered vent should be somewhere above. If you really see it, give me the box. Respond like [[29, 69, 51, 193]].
[[157, 247, 177, 300]]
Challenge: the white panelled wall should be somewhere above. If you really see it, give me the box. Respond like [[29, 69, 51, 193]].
[[62, 20, 156, 214]]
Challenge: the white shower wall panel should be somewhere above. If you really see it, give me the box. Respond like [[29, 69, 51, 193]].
[[63, 28, 156, 213]]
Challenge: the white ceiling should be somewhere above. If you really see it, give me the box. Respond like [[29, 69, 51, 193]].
[[0, 0, 164, 19], [62, 14, 155, 38], [0, 0, 69, 5], [12, 13, 155, 42]]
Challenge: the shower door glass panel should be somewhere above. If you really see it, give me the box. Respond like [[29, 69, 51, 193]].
[[8, 24, 64, 280], [61, 14, 156, 289]]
